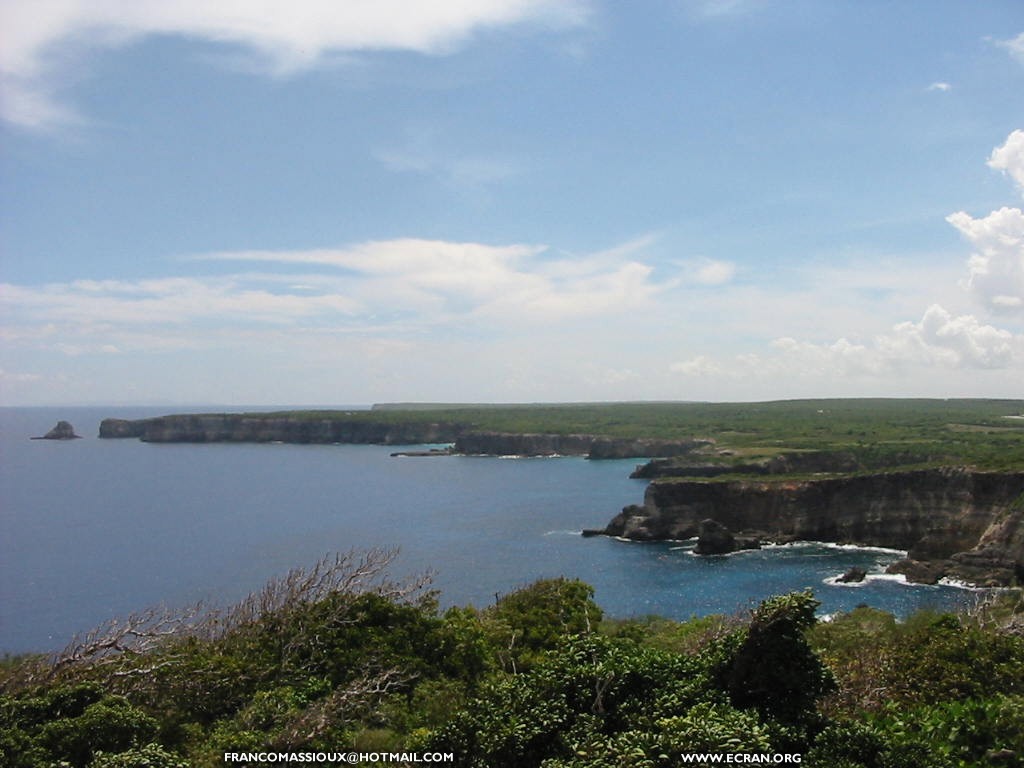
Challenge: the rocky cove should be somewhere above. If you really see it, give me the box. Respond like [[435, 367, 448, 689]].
[[591, 467, 1024, 587], [97, 409, 1024, 588]]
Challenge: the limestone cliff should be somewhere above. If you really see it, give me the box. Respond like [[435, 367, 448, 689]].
[[99, 415, 468, 444], [99, 415, 710, 458], [597, 468, 1024, 586]]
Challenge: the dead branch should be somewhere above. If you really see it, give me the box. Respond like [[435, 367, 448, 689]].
[[274, 666, 415, 748], [47, 601, 207, 680], [27, 548, 431, 689]]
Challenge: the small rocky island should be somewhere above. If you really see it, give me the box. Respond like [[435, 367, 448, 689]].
[[31, 420, 82, 440]]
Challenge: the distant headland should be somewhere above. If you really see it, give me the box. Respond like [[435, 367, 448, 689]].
[[97, 399, 1024, 586]]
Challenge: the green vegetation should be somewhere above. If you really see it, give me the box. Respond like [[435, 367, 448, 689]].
[[4, 551, 1023, 767], [209, 399, 1024, 469]]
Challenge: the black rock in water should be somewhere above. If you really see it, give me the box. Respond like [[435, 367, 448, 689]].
[[32, 421, 82, 440], [694, 519, 737, 555], [836, 566, 867, 583]]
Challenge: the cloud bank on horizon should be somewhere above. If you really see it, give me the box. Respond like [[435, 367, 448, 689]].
[[1, 2, 1023, 405]]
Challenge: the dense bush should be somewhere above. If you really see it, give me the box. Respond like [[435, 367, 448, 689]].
[[2, 554, 1021, 767]]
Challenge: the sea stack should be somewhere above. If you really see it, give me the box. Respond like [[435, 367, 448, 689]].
[[32, 421, 82, 440]]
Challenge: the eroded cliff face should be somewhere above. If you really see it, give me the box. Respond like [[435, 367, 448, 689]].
[[99, 415, 468, 445], [99, 416, 711, 458], [599, 468, 1024, 586]]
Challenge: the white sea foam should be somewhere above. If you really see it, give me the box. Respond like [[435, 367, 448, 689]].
[[685, 547, 757, 558], [762, 541, 907, 556], [823, 571, 910, 588], [823, 575, 868, 588], [937, 576, 992, 592]]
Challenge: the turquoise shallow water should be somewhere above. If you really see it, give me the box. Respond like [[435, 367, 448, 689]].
[[0, 406, 977, 654]]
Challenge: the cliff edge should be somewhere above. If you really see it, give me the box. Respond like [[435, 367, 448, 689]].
[[98, 415, 711, 459], [595, 468, 1024, 586]]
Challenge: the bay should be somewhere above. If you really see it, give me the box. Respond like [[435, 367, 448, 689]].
[[1, 406, 976, 655]]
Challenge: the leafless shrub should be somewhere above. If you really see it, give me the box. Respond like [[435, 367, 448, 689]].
[[2, 548, 431, 693], [212, 548, 433, 637], [966, 587, 1024, 635]]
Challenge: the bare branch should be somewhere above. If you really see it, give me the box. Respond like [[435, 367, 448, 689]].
[[275, 666, 416, 748], [47, 601, 207, 680], [26, 548, 431, 689]]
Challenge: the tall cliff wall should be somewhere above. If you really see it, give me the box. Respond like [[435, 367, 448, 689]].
[[99, 415, 467, 445], [99, 416, 711, 458], [599, 468, 1024, 586]]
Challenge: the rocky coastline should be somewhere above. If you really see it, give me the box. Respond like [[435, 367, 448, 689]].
[[588, 467, 1024, 587], [97, 415, 710, 459], [98, 411, 1024, 586], [98, 414, 468, 446]]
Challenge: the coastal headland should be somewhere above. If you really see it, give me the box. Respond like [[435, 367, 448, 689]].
[[99, 399, 1024, 586], [594, 466, 1024, 587]]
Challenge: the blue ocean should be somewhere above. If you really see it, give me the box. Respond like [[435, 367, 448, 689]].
[[1, 406, 977, 655]]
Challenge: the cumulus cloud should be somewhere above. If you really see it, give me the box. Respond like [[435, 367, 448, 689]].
[[671, 305, 1018, 382], [0, 0, 590, 130], [927, 81, 952, 92], [885, 304, 1015, 369], [946, 206, 1024, 314], [988, 129, 1024, 194]]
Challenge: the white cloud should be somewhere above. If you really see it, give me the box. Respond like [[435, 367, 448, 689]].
[[885, 304, 1015, 369], [946, 206, 1024, 314], [199, 237, 670, 321], [0, 0, 590, 130], [671, 305, 1019, 383], [693, 258, 736, 286], [668, 130, 1024, 391], [666, 257, 736, 287], [997, 32, 1024, 65], [988, 129, 1024, 195], [926, 81, 952, 92], [1, 236, 669, 363], [669, 355, 723, 376]]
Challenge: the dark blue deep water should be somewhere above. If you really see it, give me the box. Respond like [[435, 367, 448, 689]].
[[1, 406, 977, 654]]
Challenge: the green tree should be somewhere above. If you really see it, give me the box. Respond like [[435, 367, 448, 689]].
[[483, 577, 603, 671], [713, 591, 834, 726]]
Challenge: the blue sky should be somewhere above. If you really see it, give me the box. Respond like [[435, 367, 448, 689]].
[[2, 1, 1023, 406]]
